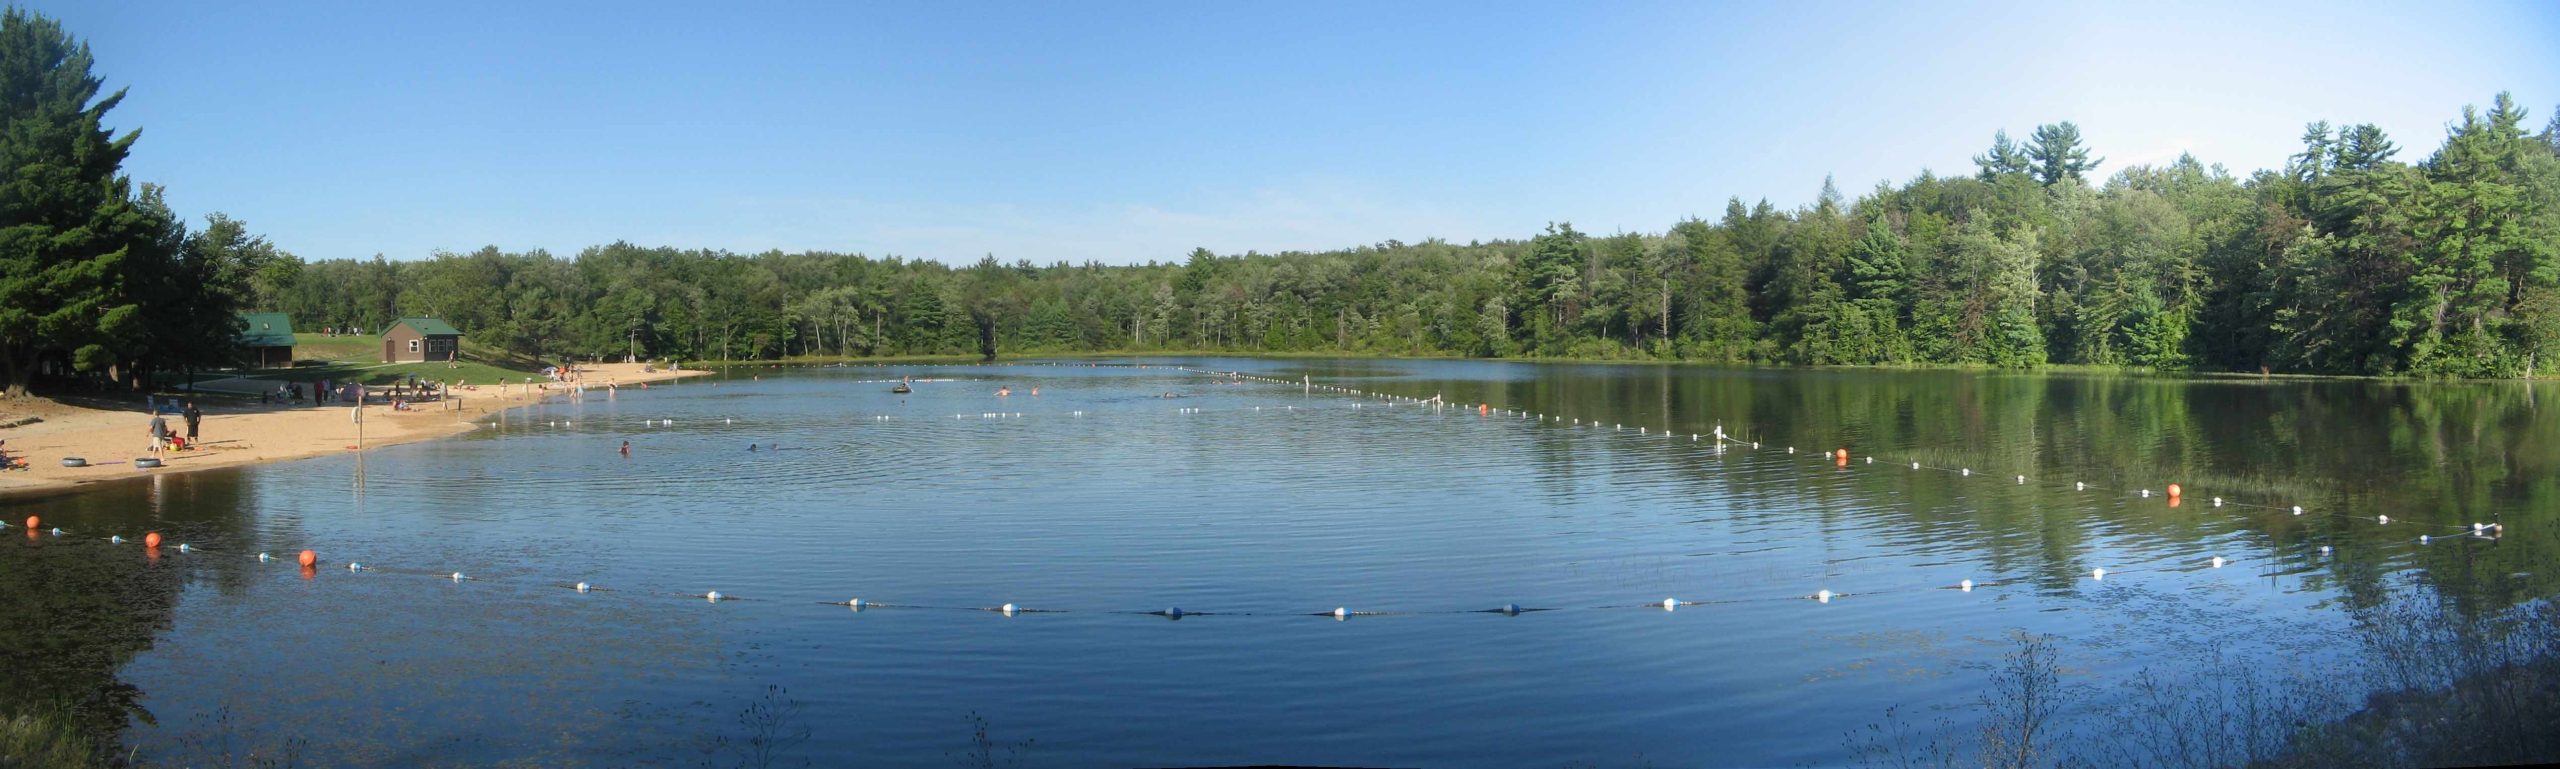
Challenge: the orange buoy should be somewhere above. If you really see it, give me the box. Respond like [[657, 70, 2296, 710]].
[[144, 531, 162, 549], [2169, 496, 2182, 508], [23, 515, 37, 530], [1835, 448, 1848, 461], [2167, 483, 2183, 498], [297, 549, 318, 567]]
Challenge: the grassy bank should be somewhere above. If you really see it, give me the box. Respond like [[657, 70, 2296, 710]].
[[0, 706, 106, 769]]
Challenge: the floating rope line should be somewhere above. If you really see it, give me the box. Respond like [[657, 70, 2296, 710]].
[[13, 513, 2482, 623], [4, 365, 2506, 625]]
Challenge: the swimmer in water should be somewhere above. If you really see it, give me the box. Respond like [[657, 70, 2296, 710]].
[[997, 387, 1011, 397], [748, 444, 759, 452], [1030, 387, 1039, 396], [619, 440, 631, 456]]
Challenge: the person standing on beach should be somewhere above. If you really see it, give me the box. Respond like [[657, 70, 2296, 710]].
[[147, 412, 170, 454], [182, 401, 201, 442]]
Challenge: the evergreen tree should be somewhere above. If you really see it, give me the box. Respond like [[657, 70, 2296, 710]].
[[2026, 121, 2104, 187], [0, 9, 148, 396], [1974, 130, 2033, 181]]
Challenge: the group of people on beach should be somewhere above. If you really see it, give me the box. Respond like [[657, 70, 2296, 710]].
[[144, 400, 203, 453]]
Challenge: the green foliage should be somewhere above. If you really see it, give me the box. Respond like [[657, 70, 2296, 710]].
[[0, 9, 281, 397], [7, 4, 2554, 382], [244, 94, 2551, 380], [2026, 122, 2103, 187]]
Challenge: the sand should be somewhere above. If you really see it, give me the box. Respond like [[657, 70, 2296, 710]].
[[0, 363, 702, 498]]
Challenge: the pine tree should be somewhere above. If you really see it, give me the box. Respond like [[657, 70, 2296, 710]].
[[0, 8, 147, 396], [2026, 122, 2103, 187], [1974, 130, 2033, 181]]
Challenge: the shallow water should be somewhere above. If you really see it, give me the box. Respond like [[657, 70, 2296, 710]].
[[2, 359, 2553, 767]]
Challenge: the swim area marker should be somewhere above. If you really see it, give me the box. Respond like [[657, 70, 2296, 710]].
[[1, 362, 2504, 622]]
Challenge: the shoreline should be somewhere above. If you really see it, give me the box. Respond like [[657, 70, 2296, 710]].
[[0, 362, 704, 500], [693, 350, 2560, 385]]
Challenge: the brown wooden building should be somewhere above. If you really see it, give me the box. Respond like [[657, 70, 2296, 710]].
[[381, 317, 463, 363]]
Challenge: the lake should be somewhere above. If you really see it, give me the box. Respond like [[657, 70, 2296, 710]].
[[3, 358, 2553, 767]]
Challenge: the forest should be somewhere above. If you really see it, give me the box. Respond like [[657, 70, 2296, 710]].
[[261, 99, 2560, 380], [7, 5, 2559, 397]]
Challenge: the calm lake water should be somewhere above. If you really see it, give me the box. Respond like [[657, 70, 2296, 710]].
[[3, 359, 2554, 767]]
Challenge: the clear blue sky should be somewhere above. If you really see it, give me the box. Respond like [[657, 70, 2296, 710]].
[[25, 1, 2560, 265]]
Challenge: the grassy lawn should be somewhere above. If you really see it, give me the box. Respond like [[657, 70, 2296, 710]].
[[227, 334, 547, 386], [288, 332, 381, 362], [238, 359, 539, 387]]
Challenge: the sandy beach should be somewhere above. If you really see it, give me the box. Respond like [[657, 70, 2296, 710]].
[[0, 362, 701, 498]]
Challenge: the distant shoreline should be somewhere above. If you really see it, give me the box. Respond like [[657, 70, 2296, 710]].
[[684, 351, 2558, 385]]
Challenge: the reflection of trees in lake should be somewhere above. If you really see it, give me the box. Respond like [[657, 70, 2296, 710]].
[[0, 471, 262, 753], [1386, 367, 2556, 615]]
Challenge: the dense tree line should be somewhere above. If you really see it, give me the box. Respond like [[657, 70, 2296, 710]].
[[270, 97, 2559, 378], [9, 7, 2558, 396]]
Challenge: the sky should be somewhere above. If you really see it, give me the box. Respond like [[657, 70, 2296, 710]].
[[24, 1, 2560, 265]]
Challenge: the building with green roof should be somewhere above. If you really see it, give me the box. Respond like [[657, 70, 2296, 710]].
[[382, 317, 463, 363], [237, 312, 296, 368]]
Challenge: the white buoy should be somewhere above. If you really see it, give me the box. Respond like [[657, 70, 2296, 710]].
[[2091, 567, 2107, 580], [1501, 603, 1522, 615], [1787, 446, 1795, 454], [849, 597, 863, 609], [2319, 545, 2333, 555], [348, 562, 363, 571], [177, 543, 192, 553], [1815, 589, 1834, 603], [257, 552, 273, 562], [2141, 489, 2151, 498], [1866, 457, 1873, 464], [725, 418, 733, 424], [2377, 515, 2390, 525], [1912, 462, 1921, 470], [110, 535, 123, 544], [2076, 482, 2086, 491], [1959, 579, 1975, 592], [2474, 523, 2487, 533], [1165, 607, 1183, 618], [1333, 606, 1350, 619], [2419, 535, 2431, 544], [2292, 506, 2304, 515], [2210, 556, 2225, 568], [1661, 598, 1679, 611], [1752, 442, 1759, 449], [1962, 468, 1971, 477], [707, 591, 724, 602], [49, 528, 60, 535], [2214, 497, 2224, 507], [1001, 602, 1018, 615], [2017, 475, 2025, 484], [576, 582, 592, 593], [451, 572, 466, 582]]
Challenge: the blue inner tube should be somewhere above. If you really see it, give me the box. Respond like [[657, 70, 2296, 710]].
[[133, 457, 162, 469], [60, 457, 87, 468]]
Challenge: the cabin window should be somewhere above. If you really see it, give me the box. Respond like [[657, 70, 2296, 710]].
[[408, 339, 420, 353]]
